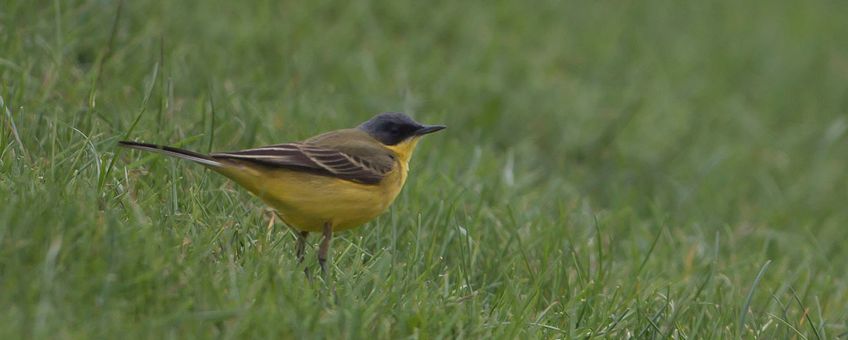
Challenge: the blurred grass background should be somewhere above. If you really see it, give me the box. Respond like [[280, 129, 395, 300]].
[[2, 0, 847, 338]]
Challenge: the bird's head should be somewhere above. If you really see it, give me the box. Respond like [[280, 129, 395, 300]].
[[359, 112, 446, 145], [358, 112, 446, 161]]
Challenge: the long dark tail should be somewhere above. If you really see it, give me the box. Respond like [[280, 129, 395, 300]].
[[118, 141, 223, 167]]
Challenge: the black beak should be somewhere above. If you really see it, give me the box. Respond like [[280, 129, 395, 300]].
[[414, 124, 447, 136]]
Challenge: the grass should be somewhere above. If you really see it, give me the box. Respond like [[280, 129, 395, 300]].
[[2, 0, 847, 338]]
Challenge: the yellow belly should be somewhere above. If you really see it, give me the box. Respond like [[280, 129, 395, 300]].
[[216, 162, 407, 232]]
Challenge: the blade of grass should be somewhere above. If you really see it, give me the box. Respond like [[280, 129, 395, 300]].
[[207, 84, 216, 153], [766, 313, 808, 340], [635, 223, 664, 277], [87, 0, 124, 125], [790, 287, 822, 340], [98, 61, 160, 191], [739, 260, 772, 336], [1, 94, 28, 162]]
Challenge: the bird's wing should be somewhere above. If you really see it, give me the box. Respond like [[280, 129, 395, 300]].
[[210, 141, 395, 185]]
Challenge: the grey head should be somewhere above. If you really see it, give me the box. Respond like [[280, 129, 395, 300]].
[[358, 112, 446, 145]]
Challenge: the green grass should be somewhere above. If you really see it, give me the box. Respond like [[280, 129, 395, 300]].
[[2, 0, 848, 338]]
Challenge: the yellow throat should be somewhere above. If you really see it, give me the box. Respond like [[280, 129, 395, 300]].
[[384, 136, 422, 167]]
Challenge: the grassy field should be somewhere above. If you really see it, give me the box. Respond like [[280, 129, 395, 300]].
[[2, 0, 848, 338]]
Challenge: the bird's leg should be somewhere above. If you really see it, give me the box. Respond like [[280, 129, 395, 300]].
[[295, 231, 308, 264], [318, 222, 333, 277], [276, 212, 312, 278], [295, 230, 311, 278]]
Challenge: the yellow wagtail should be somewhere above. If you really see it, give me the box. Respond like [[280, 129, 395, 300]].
[[119, 112, 445, 274]]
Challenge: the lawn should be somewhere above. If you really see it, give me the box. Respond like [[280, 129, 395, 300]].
[[2, 0, 847, 338]]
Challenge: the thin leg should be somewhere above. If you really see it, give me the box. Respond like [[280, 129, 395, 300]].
[[318, 222, 333, 276], [296, 230, 311, 279], [295, 231, 308, 264], [277, 212, 312, 278]]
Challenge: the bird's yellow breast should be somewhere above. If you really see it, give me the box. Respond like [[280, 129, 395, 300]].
[[217, 137, 420, 232]]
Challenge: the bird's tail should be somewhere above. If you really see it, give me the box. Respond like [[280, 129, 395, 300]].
[[118, 141, 223, 167]]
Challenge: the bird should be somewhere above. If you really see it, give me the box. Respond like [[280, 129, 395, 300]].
[[119, 112, 445, 276]]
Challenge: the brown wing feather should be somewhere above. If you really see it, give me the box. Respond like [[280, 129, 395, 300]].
[[211, 142, 393, 185]]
